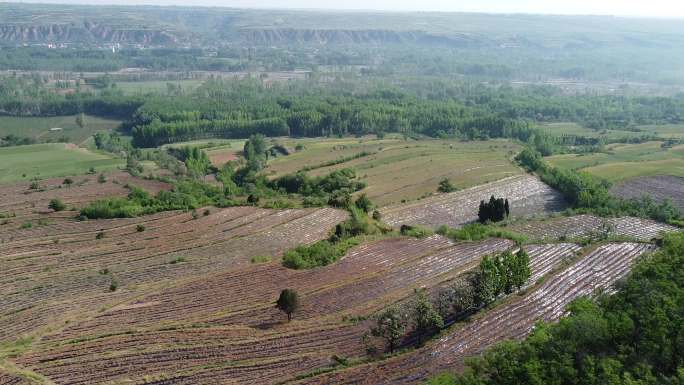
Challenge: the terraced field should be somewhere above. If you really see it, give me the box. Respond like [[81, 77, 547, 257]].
[[0, 205, 348, 342], [0, 171, 168, 229], [0, 168, 673, 385], [380, 174, 567, 229], [266, 138, 522, 206], [610, 175, 684, 212], [299, 242, 655, 384], [10, 235, 517, 384], [511, 214, 678, 241]]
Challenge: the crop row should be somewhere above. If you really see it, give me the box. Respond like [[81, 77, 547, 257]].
[[380, 175, 566, 229], [26, 240, 584, 384], [46, 235, 477, 341], [610, 175, 684, 212], [512, 214, 677, 241], [0, 206, 347, 343], [298, 242, 653, 385]]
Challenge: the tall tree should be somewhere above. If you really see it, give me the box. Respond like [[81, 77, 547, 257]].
[[275, 289, 299, 322], [372, 307, 406, 353], [75, 113, 86, 129], [411, 289, 444, 343]]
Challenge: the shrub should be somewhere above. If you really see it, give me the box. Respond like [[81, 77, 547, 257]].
[[169, 256, 186, 264], [48, 198, 66, 212], [400, 224, 433, 238], [98, 173, 107, 183], [437, 178, 457, 193], [109, 281, 118, 292], [63, 178, 74, 186], [355, 194, 374, 213], [247, 194, 260, 205], [95, 231, 105, 239], [136, 224, 145, 232]]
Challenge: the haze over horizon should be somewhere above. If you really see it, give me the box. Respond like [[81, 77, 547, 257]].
[[2, 0, 684, 19]]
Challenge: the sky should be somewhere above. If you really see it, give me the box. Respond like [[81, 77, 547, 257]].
[[4, 0, 684, 18]]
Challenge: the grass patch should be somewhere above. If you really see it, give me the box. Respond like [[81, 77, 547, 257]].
[[268, 138, 521, 206], [0, 336, 33, 360], [0, 143, 123, 183], [546, 141, 684, 182], [437, 223, 527, 243], [282, 237, 361, 269], [0, 114, 121, 144], [250, 255, 272, 264], [400, 224, 434, 238]]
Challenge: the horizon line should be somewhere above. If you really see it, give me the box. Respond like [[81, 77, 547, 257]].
[[1, 1, 683, 21]]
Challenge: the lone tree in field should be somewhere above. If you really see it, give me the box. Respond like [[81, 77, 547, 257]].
[[372, 306, 406, 353], [276, 289, 299, 321]]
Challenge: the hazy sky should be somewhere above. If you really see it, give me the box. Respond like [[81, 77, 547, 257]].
[[5, 0, 684, 18]]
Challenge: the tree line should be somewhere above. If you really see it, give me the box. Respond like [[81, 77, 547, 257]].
[[429, 231, 684, 385], [368, 248, 531, 354], [515, 147, 681, 223]]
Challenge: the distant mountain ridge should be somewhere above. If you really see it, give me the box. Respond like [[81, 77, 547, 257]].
[[1, 3, 684, 48], [0, 22, 179, 45]]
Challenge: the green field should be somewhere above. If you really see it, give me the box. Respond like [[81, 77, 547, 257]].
[[546, 141, 684, 182], [0, 115, 121, 144], [538, 122, 684, 141], [0, 143, 124, 183], [161, 139, 247, 150], [267, 137, 522, 206]]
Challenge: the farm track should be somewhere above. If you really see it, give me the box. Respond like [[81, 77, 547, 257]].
[[380, 175, 567, 229], [511, 214, 678, 241], [298, 242, 654, 385]]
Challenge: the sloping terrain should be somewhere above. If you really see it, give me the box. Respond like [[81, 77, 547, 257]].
[[510, 214, 678, 241], [267, 139, 522, 207], [610, 175, 684, 212], [3, 4, 684, 48], [8, 234, 516, 384], [298, 242, 655, 384], [380, 175, 567, 228]]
